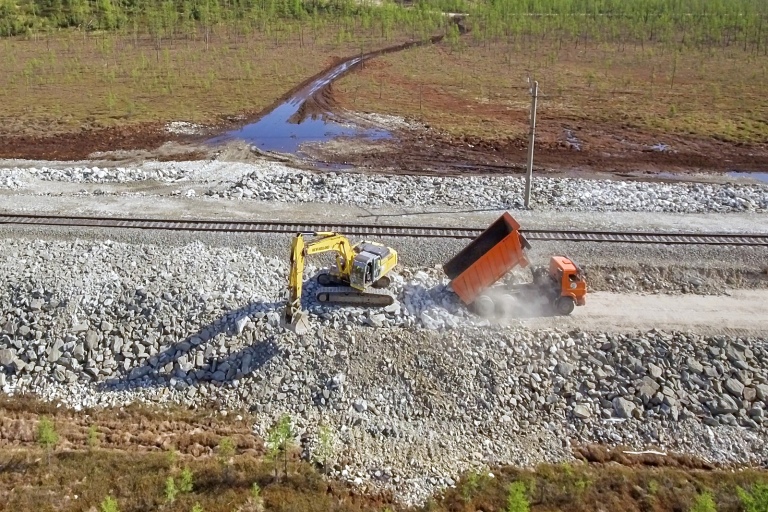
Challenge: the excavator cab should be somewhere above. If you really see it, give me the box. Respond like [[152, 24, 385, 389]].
[[350, 243, 393, 290], [350, 254, 377, 290]]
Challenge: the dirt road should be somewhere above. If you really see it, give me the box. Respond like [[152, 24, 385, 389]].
[[524, 290, 768, 336]]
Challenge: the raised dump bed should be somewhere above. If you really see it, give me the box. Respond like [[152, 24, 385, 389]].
[[443, 212, 531, 306]]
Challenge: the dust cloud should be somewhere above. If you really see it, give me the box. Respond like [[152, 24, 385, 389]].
[[474, 285, 555, 324]]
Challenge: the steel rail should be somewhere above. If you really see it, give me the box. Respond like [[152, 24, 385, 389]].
[[1, 213, 767, 246]]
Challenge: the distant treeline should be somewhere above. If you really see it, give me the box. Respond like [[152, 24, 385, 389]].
[[2, 0, 767, 52], [0, 0, 389, 36]]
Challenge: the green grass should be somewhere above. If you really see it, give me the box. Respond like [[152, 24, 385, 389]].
[[335, 36, 768, 144], [416, 463, 768, 512], [0, 24, 422, 138], [4, 446, 768, 512], [2, 393, 768, 512]]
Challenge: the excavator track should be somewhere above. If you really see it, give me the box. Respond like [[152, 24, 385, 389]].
[[317, 272, 391, 289], [315, 286, 395, 307]]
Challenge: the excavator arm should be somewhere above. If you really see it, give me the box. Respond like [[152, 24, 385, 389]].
[[304, 232, 355, 274], [284, 232, 355, 334]]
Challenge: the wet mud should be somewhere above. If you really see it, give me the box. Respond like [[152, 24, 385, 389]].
[[1, 15, 766, 179], [205, 30, 456, 155]]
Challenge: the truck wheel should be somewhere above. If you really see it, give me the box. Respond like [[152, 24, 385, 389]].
[[555, 296, 575, 316], [473, 295, 496, 318]]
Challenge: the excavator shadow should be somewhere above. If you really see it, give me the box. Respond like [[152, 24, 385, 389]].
[[97, 300, 285, 392]]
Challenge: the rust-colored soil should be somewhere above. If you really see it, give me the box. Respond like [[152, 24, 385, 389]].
[[323, 121, 768, 175], [0, 123, 190, 161], [0, 396, 401, 512], [573, 444, 717, 470], [2, 31, 768, 174], [0, 395, 261, 457], [329, 38, 768, 174], [3, 111, 767, 174], [0, 397, 766, 512]]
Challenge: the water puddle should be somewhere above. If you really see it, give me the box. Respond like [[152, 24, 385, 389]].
[[207, 56, 392, 153], [204, 20, 469, 156], [728, 171, 768, 183]]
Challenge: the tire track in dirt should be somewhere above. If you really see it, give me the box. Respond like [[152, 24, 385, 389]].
[[206, 17, 469, 152]]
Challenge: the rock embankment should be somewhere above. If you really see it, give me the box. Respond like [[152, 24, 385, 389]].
[[3, 161, 767, 213], [226, 168, 768, 212], [0, 238, 766, 503]]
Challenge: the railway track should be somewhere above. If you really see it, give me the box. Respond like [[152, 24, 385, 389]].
[[1, 213, 767, 246]]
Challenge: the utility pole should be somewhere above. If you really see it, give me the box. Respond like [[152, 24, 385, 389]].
[[524, 80, 539, 208]]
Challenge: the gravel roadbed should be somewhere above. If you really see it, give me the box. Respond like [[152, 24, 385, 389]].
[[2, 158, 768, 505], [2, 159, 767, 213]]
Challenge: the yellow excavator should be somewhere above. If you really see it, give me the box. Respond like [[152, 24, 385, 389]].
[[283, 232, 399, 335]]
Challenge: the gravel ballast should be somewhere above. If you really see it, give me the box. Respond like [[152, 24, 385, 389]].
[[226, 168, 768, 212], [2, 160, 767, 213], [2, 156, 768, 504]]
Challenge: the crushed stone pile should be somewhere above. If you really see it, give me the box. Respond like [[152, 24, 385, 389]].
[[3, 160, 767, 213], [226, 168, 768, 212], [0, 238, 766, 504]]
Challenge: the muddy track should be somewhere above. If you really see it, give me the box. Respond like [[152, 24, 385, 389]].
[[0, 23, 462, 162], [2, 15, 767, 176], [0, 123, 184, 162], [203, 19, 470, 155], [312, 124, 768, 175], [257, 32, 458, 129]]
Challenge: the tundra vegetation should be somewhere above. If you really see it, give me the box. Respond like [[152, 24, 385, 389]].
[[0, 0, 765, 143]]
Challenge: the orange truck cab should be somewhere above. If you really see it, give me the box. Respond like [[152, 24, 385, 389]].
[[547, 256, 587, 314]]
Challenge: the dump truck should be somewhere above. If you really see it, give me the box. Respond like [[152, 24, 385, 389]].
[[443, 212, 586, 317]]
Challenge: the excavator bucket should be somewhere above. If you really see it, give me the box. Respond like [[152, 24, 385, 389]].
[[283, 305, 311, 336]]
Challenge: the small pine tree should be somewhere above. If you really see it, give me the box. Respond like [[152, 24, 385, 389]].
[[191, 503, 203, 512], [100, 496, 119, 512], [265, 423, 283, 481], [37, 416, 59, 465], [166, 447, 178, 471], [312, 424, 335, 474], [507, 481, 530, 512], [689, 491, 717, 512], [165, 476, 178, 504], [242, 482, 264, 512], [737, 483, 768, 512], [218, 437, 235, 481], [277, 415, 294, 478], [88, 425, 99, 450], [265, 415, 294, 480], [179, 466, 194, 493]]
